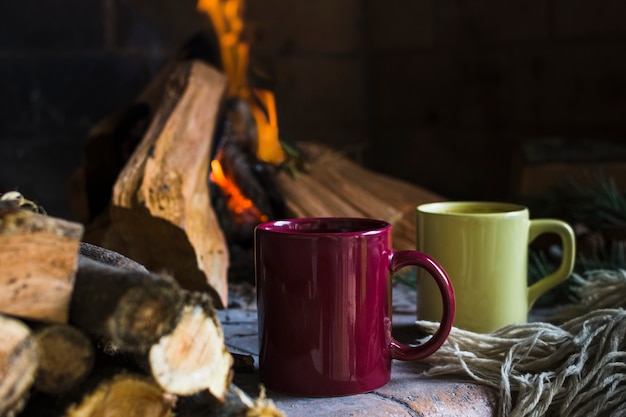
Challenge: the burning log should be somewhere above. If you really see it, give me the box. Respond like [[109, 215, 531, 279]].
[[0, 314, 38, 417], [102, 59, 230, 308], [274, 143, 445, 251], [0, 206, 83, 323], [210, 98, 285, 246]]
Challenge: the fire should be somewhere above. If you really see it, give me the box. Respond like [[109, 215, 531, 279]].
[[197, 0, 285, 224], [197, 0, 285, 165], [210, 155, 268, 223]]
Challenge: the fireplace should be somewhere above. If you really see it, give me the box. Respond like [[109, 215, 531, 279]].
[[2, 0, 626, 220], [2, 3, 626, 415]]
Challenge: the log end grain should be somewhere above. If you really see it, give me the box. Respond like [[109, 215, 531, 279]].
[[33, 324, 95, 395], [149, 292, 233, 400], [0, 315, 39, 417], [65, 373, 176, 417]]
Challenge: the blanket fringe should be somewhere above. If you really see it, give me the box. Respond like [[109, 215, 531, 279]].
[[417, 270, 626, 417]]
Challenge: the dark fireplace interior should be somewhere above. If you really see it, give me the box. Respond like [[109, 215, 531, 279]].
[[2, 0, 626, 221]]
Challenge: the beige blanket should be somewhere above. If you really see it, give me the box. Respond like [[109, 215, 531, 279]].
[[417, 269, 626, 417]]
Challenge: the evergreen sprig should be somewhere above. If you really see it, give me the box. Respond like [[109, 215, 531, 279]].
[[525, 173, 626, 305]]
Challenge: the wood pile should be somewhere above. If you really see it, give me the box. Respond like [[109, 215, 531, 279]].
[[0, 200, 283, 417]]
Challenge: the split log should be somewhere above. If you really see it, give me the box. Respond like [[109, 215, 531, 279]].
[[0, 207, 83, 323], [274, 143, 446, 251], [65, 373, 176, 417], [71, 257, 233, 401], [0, 314, 38, 417], [102, 59, 229, 308], [149, 291, 233, 398], [33, 324, 95, 395], [74, 32, 221, 227], [79, 241, 148, 273]]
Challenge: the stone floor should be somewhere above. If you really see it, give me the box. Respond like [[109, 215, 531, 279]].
[[220, 282, 497, 417]]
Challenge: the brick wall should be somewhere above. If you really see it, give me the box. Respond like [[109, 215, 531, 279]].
[[2, 0, 626, 218]]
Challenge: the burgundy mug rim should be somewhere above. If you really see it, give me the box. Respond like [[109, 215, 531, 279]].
[[256, 217, 391, 236]]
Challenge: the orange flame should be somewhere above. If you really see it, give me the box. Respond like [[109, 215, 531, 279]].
[[197, 0, 285, 165], [210, 155, 268, 223]]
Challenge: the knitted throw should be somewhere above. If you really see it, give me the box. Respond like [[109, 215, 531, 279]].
[[417, 269, 626, 417]]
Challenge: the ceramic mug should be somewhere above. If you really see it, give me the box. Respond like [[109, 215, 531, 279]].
[[255, 217, 455, 397], [416, 201, 576, 333]]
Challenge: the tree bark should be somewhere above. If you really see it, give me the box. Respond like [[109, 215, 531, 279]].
[[79, 241, 148, 273], [70, 256, 184, 354], [33, 324, 95, 395]]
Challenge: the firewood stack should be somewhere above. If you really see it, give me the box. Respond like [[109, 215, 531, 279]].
[[0, 195, 284, 417]]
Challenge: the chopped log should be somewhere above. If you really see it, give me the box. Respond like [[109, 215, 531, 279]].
[[65, 373, 176, 417], [225, 385, 285, 417], [274, 143, 446, 251], [75, 32, 221, 226], [149, 290, 233, 399], [0, 207, 83, 323], [33, 324, 95, 395], [71, 257, 233, 401], [102, 59, 229, 308], [70, 256, 184, 354], [0, 314, 38, 417]]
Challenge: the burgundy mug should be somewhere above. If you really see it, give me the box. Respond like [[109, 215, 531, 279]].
[[254, 217, 455, 397]]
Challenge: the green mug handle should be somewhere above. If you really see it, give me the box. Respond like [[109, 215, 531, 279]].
[[527, 219, 576, 308]]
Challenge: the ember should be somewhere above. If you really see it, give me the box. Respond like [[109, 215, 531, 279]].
[[210, 155, 269, 224], [197, 0, 285, 235]]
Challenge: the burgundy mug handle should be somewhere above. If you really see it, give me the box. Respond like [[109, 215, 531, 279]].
[[389, 250, 456, 361]]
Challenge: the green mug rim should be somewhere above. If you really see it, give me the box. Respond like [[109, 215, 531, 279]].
[[417, 201, 528, 216]]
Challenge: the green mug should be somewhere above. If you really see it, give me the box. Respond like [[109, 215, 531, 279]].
[[416, 201, 576, 333]]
